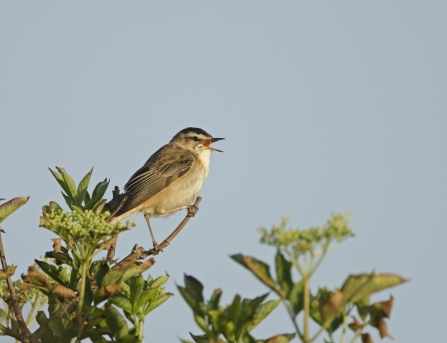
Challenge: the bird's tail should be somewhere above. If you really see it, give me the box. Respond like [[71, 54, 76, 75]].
[[105, 186, 128, 224]]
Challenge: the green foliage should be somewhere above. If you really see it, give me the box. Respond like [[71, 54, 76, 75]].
[[178, 274, 295, 343], [0, 197, 29, 224], [232, 215, 408, 343], [0, 168, 408, 343], [0, 168, 171, 343]]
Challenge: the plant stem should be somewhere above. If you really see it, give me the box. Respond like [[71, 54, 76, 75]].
[[303, 276, 310, 343], [281, 299, 304, 341], [25, 301, 37, 326], [341, 312, 347, 343], [76, 258, 89, 317], [0, 229, 31, 342]]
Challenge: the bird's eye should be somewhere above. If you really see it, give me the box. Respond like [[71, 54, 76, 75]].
[[193, 136, 199, 142]]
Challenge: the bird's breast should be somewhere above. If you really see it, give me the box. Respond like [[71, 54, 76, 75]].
[[148, 160, 207, 217]]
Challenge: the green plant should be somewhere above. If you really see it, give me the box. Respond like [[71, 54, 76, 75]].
[[0, 168, 172, 342], [230, 215, 407, 343], [178, 274, 295, 343]]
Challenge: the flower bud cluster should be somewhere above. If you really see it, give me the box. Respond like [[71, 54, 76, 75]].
[[41, 208, 134, 244], [259, 214, 354, 254]]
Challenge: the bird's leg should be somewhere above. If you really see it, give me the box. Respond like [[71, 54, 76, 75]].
[[144, 213, 159, 250]]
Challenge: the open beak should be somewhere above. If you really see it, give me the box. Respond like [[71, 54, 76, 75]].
[[202, 137, 224, 152]]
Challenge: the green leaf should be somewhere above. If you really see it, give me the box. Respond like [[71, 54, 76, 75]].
[[75, 168, 93, 206], [61, 192, 73, 210], [44, 251, 72, 263], [209, 288, 222, 310], [341, 273, 408, 304], [0, 196, 29, 223], [49, 168, 72, 199], [189, 332, 210, 343], [231, 254, 283, 296], [193, 313, 209, 333], [104, 304, 129, 339], [151, 275, 170, 288], [87, 178, 110, 209], [184, 274, 204, 303], [246, 299, 281, 332], [84, 190, 91, 205], [110, 296, 132, 313], [0, 308, 7, 325], [144, 292, 172, 314], [35, 259, 69, 287], [178, 286, 203, 315], [55, 167, 77, 200], [93, 262, 109, 287], [35, 311, 49, 326], [355, 296, 370, 321], [288, 281, 304, 316], [129, 275, 144, 313], [93, 199, 107, 213], [69, 267, 80, 290], [275, 250, 293, 298], [138, 288, 161, 311], [85, 277, 94, 305]]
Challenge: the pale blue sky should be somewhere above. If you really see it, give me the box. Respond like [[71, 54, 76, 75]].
[[1, 1, 446, 342]]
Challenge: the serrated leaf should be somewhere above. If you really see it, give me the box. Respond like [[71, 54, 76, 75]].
[[275, 250, 293, 298], [75, 168, 93, 206], [341, 273, 408, 304], [231, 254, 283, 296], [0, 196, 29, 223], [246, 299, 281, 332]]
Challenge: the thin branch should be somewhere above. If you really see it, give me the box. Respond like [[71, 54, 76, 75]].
[[0, 228, 31, 343], [144, 196, 202, 256], [105, 237, 117, 264]]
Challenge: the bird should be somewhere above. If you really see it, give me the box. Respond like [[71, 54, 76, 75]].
[[107, 127, 224, 250]]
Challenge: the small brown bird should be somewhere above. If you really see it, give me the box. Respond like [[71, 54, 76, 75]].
[[107, 127, 224, 249]]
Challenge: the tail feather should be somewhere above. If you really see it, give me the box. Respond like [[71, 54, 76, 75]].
[[105, 186, 129, 223]]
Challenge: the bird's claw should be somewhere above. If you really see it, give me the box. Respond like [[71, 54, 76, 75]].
[[187, 204, 199, 217]]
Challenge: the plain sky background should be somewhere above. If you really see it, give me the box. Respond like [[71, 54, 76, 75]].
[[1, 1, 446, 342]]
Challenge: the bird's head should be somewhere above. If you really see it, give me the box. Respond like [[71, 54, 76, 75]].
[[171, 127, 224, 155]]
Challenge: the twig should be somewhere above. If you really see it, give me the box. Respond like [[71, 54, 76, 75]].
[[144, 197, 202, 256], [106, 237, 117, 264], [0, 228, 31, 343]]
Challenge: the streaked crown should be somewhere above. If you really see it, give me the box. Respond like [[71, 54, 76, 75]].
[[171, 127, 213, 142]]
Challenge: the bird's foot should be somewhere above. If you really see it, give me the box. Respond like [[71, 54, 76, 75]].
[[187, 204, 199, 217], [152, 240, 163, 253]]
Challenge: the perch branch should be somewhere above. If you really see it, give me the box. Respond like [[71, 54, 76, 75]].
[[0, 228, 31, 343], [144, 196, 202, 256]]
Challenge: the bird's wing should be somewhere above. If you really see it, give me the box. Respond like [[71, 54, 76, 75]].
[[115, 151, 195, 216]]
